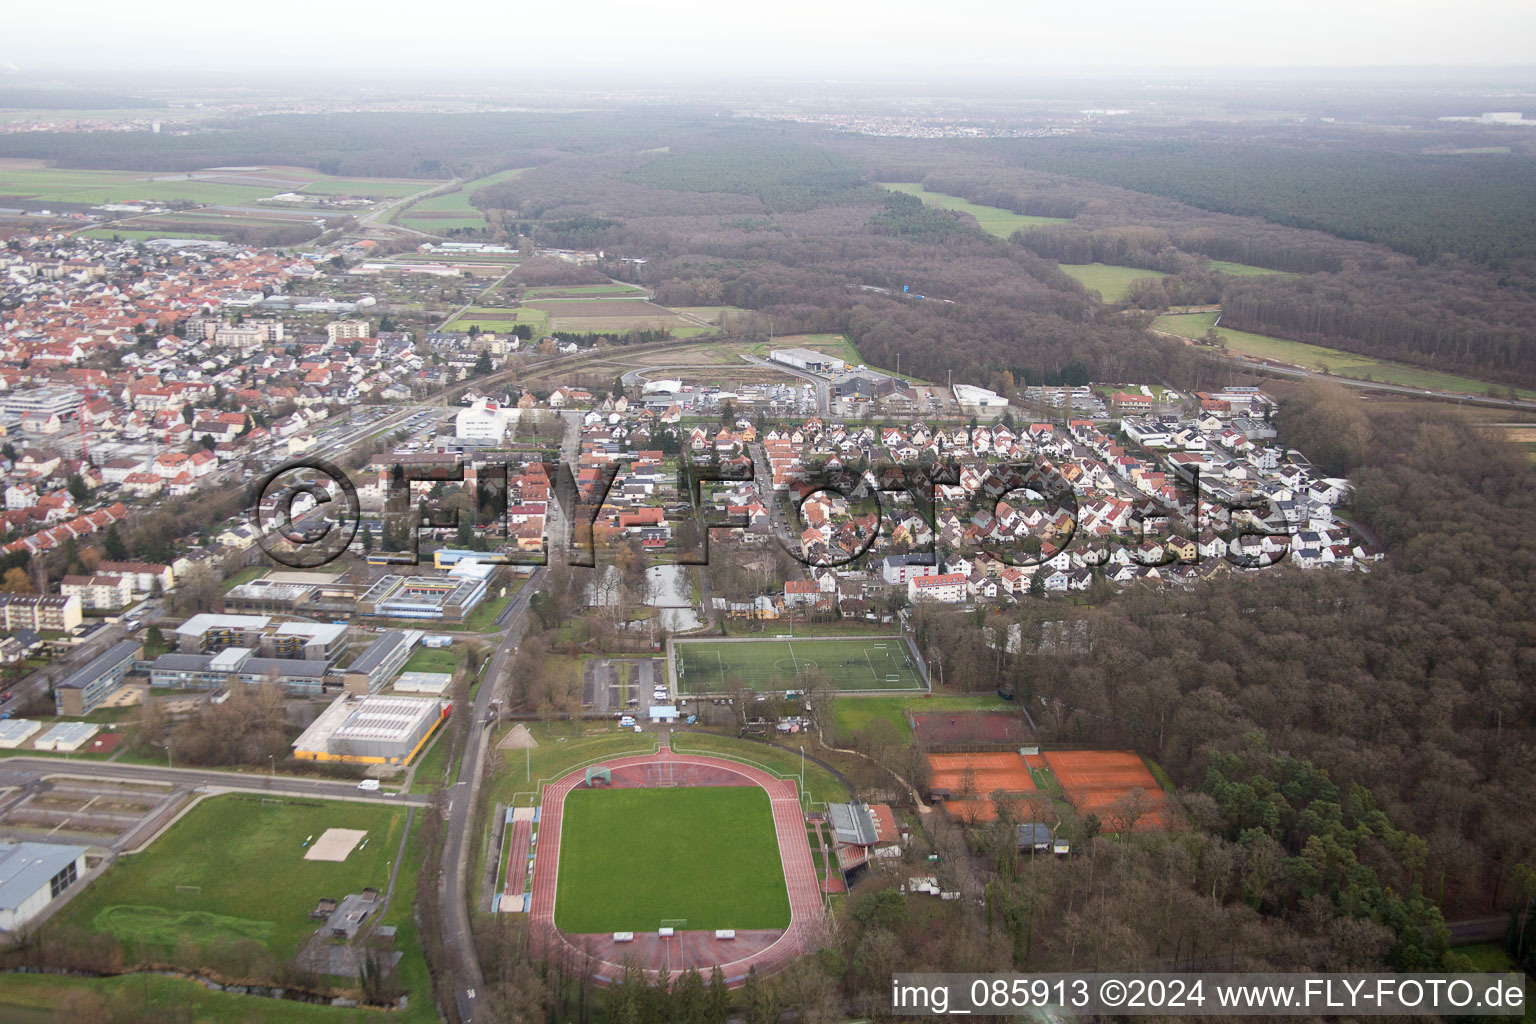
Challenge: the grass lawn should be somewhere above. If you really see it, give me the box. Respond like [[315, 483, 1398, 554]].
[[1152, 312, 1536, 399], [832, 692, 1012, 743], [0, 972, 416, 1023], [674, 637, 923, 694], [221, 565, 267, 592], [463, 586, 516, 632], [878, 182, 1072, 237], [409, 731, 458, 793], [1060, 263, 1168, 303], [554, 786, 789, 932], [54, 794, 406, 963], [1207, 260, 1289, 276], [402, 645, 463, 674]]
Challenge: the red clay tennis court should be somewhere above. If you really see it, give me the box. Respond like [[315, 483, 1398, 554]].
[[1043, 750, 1171, 831], [927, 752, 1037, 797], [910, 712, 1032, 746]]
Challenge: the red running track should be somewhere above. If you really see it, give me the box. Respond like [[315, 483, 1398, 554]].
[[527, 747, 824, 986], [503, 820, 532, 897]]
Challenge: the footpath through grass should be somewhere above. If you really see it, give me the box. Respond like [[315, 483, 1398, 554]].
[[554, 786, 789, 932]]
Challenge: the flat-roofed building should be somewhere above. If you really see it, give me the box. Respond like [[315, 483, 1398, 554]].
[[222, 578, 317, 615], [54, 639, 141, 716], [35, 722, 99, 752], [0, 720, 42, 749], [175, 613, 270, 653], [148, 648, 331, 696], [172, 615, 345, 663], [358, 574, 488, 622], [769, 348, 847, 374], [393, 671, 452, 695], [292, 693, 447, 765]]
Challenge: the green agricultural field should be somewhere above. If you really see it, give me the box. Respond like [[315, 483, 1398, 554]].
[[1153, 312, 1536, 398], [674, 636, 924, 694], [1206, 260, 1289, 276], [395, 167, 529, 233], [878, 183, 1072, 237], [300, 177, 440, 199], [55, 795, 406, 962], [56, 180, 282, 206], [81, 228, 221, 242], [445, 318, 524, 334], [523, 283, 645, 298], [1060, 263, 1168, 303], [832, 693, 1014, 743], [554, 786, 790, 932]]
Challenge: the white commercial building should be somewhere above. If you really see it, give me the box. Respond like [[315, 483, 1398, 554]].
[[769, 348, 847, 374], [393, 671, 452, 695], [34, 722, 100, 752], [0, 720, 42, 749], [455, 398, 519, 442], [952, 384, 1009, 418]]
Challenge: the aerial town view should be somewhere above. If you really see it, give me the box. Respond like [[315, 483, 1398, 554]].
[[0, 3, 1532, 1022]]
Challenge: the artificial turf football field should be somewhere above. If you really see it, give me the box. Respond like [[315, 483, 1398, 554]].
[[553, 786, 790, 933], [672, 637, 924, 693]]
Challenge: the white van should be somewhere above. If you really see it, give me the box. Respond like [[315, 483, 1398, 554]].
[[357, 779, 381, 792], [619, 715, 636, 728]]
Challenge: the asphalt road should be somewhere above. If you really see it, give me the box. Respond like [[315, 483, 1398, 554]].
[[0, 757, 430, 805], [441, 410, 577, 1024]]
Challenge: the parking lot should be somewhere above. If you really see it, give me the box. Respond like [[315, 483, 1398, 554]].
[[582, 658, 677, 722]]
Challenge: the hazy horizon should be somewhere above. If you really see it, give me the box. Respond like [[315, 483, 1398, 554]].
[[6, 0, 1536, 83]]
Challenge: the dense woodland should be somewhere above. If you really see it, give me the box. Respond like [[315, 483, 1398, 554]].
[[993, 138, 1536, 271]]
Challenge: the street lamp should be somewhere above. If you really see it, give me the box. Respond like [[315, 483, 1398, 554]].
[[799, 745, 805, 805], [268, 754, 275, 778]]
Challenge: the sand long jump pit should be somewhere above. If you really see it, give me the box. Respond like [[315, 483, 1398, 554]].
[[306, 827, 368, 861]]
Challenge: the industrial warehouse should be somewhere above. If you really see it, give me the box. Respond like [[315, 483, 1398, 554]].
[[291, 692, 449, 765]]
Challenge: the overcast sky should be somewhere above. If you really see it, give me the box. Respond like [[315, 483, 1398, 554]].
[[7, 0, 1536, 79]]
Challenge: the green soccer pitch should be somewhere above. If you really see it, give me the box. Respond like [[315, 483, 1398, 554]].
[[553, 786, 790, 933], [672, 636, 925, 693]]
